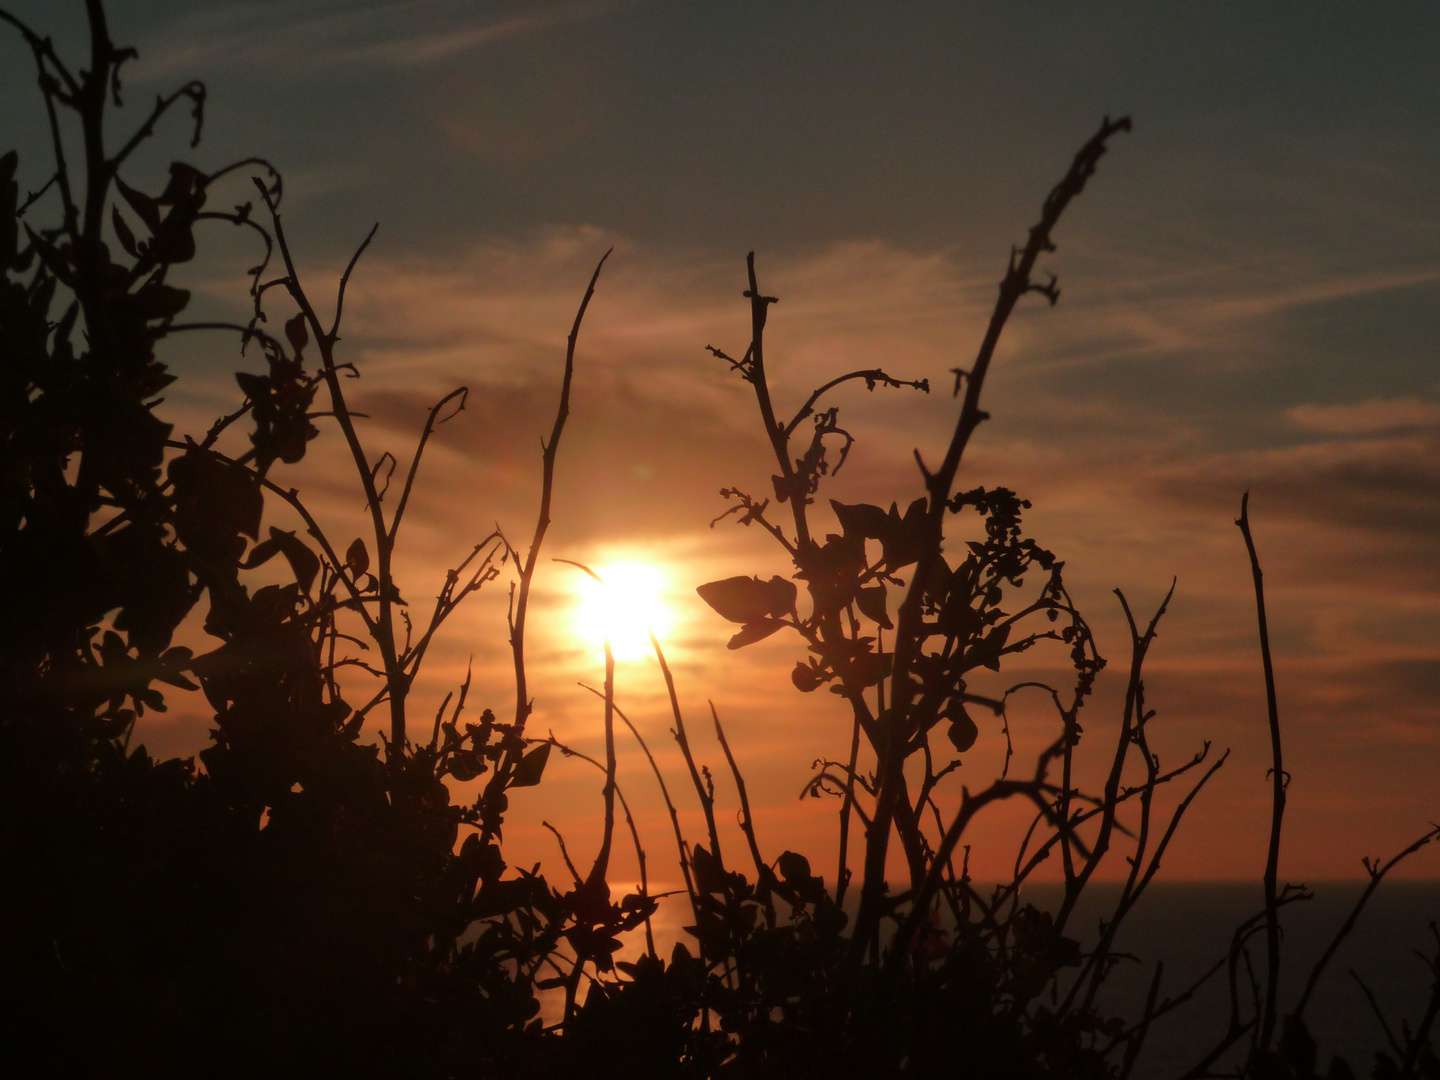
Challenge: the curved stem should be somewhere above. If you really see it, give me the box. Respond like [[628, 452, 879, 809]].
[[1237, 491, 1285, 1053]]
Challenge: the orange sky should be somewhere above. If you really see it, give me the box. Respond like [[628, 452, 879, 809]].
[[124, 228, 1440, 891], [8, 1, 1439, 891]]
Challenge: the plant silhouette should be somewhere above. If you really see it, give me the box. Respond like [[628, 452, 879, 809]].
[[2, 4, 1438, 1079]]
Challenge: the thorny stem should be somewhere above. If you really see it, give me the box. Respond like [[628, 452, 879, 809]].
[[1068, 747, 1230, 1018], [731, 252, 929, 906], [783, 369, 928, 440], [544, 560, 619, 891], [743, 251, 811, 553], [855, 115, 1131, 960], [890, 777, 1058, 967]]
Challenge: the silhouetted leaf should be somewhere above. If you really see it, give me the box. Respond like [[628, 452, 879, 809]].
[[800, 531, 867, 617], [830, 500, 888, 539], [776, 850, 811, 884], [285, 312, 308, 356], [691, 843, 726, 894], [240, 533, 279, 565], [235, 371, 267, 401], [791, 660, 822, 692], [697, 575, 796, 624], [132, 282, 190, 320], [153, 666, 198, 691], [24, 225, 71, 281], [509, 742, 550, 788], [848, 648, 891, 689], [856, 583, 891, 628], [111, 206, 139, 257], [156, 162, 204, 206], [967, 623, 1012, 671], [345, 537, 369, 578], [101, 521, 192, 654], [880, 497, 929, 571], [946, 709, 979, 753], [237, 528, 317, 594], [776, 850, 825, 902], [939, 593, 985, 640], [170, 448, 263, 559], [448, 749, 486, 782], [249, 582, 299, 624], [727, 619, 783, 650], [114, 174, 160, 230]]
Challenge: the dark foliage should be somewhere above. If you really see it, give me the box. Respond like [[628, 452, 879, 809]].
[[0, 5, 573, 1075]]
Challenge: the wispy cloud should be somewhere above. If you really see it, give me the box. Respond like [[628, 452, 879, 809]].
[[156, 225, 1440, 880], [1287, 397, 1440, 436], [134, 0, 626, 80], [998, 252, 1440, 381]]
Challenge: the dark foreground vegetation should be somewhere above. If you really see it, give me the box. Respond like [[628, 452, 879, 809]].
[[2, 3, 1437, 1077]]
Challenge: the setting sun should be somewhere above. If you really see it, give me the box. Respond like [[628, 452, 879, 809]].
[[573, 561, 673, 660]]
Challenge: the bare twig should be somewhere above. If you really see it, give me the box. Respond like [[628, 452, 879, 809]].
[[711, 702, 767, 886], [1237, 491, 1286, 1052], [650, 630, 724, 869], [390, 387, 467, 544], [476, 250, 609, 841], [1296, 826, 1440, 1020], [580, 685, 701, 928]]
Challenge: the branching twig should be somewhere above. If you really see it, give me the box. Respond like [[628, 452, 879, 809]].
[[1296, 826, 1440, 1020]]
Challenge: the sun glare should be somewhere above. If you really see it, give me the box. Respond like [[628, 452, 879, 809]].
[[574, 561, 673, 661]]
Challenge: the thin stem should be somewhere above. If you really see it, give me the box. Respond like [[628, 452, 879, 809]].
[[508, 251, 609, 728], [586, 637, 617, 888], [389, 387, 467, 544], [581, 685, 702, 931], [650, 630, 724, 868], [329, 222, 378, 341], [836, 698, 863, 908], [1237, 491, 1285, 1052], [477, 249, 609, 843], [711, 702, 767, 887]]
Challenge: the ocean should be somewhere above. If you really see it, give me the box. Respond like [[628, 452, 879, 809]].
[[1025, 881, 1440, 1078]]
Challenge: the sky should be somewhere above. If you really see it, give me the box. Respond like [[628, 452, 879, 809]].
[[5, 1, 1440, 890]]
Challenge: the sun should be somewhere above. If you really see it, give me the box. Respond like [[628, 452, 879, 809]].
[[573, 561, 673, 661]]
